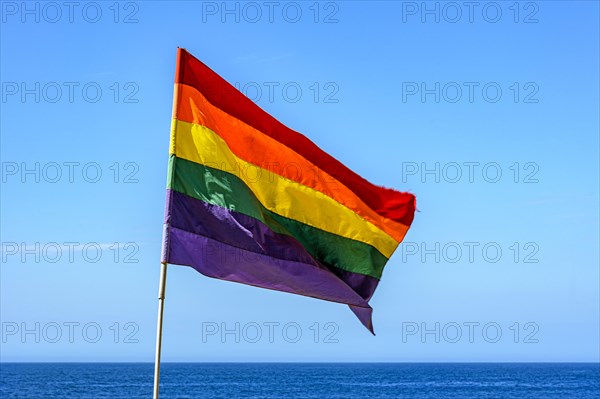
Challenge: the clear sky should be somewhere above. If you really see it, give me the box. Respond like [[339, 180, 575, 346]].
[[1, 1, 598, 362]]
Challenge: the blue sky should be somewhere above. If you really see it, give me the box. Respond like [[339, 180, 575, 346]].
[[1, 1, 598, 362]]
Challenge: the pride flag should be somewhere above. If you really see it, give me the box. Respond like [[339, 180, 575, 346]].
[[161, 48, 416, 333]]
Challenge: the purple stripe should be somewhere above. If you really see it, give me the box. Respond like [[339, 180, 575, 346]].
[[167, 189, 379, 301], [334, 269, 379, 302], [169, 189, 319, 267], [160, 189, 174, 263], [166, 225, 374, 333]]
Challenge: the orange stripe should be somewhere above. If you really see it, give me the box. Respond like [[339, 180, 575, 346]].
[[173, 83, 409, 242]]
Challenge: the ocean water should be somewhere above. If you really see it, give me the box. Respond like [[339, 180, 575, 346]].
[[1, 363, 599, 399]]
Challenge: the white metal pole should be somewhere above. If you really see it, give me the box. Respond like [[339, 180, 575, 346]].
[[153, 262, 168, 399]]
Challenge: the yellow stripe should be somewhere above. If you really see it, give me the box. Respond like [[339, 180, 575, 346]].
[[171, 119, 398, 258]]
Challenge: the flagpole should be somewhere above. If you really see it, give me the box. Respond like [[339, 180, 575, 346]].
[[153, 261, 168, 399], [153, 47, 182, 399]]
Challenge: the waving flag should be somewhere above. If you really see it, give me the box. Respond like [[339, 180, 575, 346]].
[[161, 48, 415, 333]]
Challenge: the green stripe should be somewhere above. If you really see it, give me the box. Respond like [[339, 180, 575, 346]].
[[168, 155, 387, 279]]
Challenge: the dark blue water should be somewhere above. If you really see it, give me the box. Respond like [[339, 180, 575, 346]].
[[1, 363, 599, 398]]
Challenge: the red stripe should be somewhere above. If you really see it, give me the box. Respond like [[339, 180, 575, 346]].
[[175, 48, 415, 226]]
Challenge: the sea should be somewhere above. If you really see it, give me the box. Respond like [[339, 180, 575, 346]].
[[1, 363, 599, 398]]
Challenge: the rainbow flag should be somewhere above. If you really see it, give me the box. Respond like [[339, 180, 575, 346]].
[[161, 48, 416, 333]]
